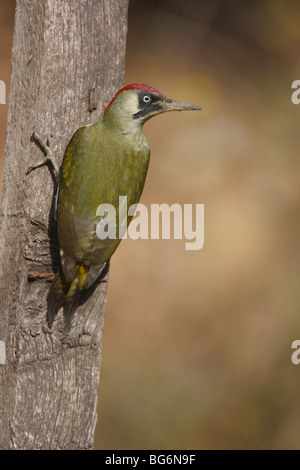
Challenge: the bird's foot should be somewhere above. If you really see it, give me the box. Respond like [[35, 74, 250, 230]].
[[27, 132, 59, 180]]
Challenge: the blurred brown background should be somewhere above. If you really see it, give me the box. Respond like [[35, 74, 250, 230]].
[[1, 0, 300, 450]]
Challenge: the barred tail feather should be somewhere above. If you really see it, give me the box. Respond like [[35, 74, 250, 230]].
[[63, 275, 80, 331], [47, 270, 67, 328], [47, 265, 90, 330]]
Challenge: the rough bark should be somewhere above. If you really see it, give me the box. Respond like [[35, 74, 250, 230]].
[[0, 0, 128, 450]]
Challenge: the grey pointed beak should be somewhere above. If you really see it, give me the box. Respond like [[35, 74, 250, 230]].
[[161, 97, 202, 112]]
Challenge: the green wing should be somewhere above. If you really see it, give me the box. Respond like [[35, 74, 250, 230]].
[[57, 120, 150, 277]]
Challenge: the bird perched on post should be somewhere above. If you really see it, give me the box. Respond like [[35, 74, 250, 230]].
[[28, 83, 201, 330]]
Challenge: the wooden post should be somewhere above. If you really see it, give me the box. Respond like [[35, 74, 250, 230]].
[[0, 0, 128, 450]]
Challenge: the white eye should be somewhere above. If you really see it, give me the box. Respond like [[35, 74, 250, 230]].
[[143, 95, 151, 103]]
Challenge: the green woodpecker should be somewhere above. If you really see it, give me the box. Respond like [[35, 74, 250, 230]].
[[30, 83, 201, 329]]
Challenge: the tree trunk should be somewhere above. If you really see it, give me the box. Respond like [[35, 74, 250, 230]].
[[0, 0, 128, 450]]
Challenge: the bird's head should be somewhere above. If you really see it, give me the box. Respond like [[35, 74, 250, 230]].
[[103, 83, 201, 131]]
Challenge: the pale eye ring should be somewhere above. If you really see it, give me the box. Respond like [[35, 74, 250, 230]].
[[143, 95, 151, 103]]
